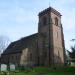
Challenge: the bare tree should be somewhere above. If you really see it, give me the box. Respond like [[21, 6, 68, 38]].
[[0, 35, 10, 54]]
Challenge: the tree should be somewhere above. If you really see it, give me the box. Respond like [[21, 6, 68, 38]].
[[0, 35, 10, 54], [67, 39, 75, 59], [67, 39, 75, 63], [68, 45, 75, 59]]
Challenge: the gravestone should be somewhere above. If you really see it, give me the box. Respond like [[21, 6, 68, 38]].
[[10, 64, 15, 71], [1, 64, 7, 72]]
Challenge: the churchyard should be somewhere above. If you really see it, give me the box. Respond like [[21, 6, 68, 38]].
[[0, 64, 75, 75]]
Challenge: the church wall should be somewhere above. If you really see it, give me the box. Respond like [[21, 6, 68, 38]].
[[51, 12, 64, 65], [38, 14, 49, 66], [20, 36, 38, 65], [1, 53, 21, 64]]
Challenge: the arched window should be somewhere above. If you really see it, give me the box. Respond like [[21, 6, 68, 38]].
[[55, 17, 58, 26], [43, 17, 47, 25]]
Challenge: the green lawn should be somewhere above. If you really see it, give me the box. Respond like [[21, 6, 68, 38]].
[[0, 66, 75, 75]]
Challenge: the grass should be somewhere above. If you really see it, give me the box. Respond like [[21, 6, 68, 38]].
[[0, 66, 75, 75]]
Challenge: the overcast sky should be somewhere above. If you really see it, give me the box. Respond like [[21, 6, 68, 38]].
[[0, 0, 75, 50]]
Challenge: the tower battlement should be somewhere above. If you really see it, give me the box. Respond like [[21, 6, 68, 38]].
[[39, 7, 61, 17]]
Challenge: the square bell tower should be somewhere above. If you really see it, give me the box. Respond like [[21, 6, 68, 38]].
[[38, 7, 65, 66]]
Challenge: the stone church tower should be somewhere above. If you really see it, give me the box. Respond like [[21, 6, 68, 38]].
[[38, 7, 65, 66]]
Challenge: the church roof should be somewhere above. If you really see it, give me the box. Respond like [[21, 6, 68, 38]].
[[39, 7, 61, 17], [2, 33, 38, 55]]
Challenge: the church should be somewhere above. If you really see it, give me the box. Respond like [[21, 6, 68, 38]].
[[1, 7, 65, 66]]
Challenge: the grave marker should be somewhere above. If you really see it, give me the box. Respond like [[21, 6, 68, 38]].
[[1, 64, 7, 72], [10, 64, 15, 71]]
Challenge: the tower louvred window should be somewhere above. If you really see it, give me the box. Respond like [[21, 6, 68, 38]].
[[55, 17, 58, 26], [43, 17, 47, 25]]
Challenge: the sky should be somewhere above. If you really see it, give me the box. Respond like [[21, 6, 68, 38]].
[[0, 0, 75, 50]]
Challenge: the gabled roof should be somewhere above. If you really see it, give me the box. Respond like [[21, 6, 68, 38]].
[[2, 33, 38, 55]]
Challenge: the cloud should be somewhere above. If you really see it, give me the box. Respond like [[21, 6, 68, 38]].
[[15, 7, 37, 24], [62, 8, 75, 30], [0, 1, 38, 41], [0, 0, 75, 50]]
